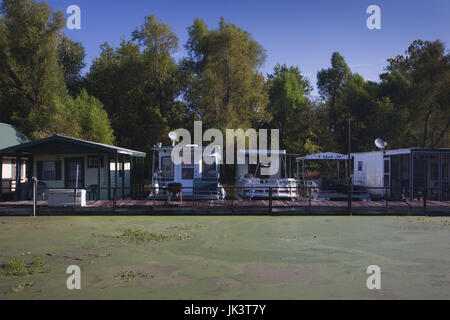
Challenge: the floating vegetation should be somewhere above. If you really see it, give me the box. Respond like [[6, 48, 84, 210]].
[[11, 281, 33, 294], [106, 228, 193, 243], [115, 270, 149, 281], [167, 224, 203, 231], [1, 257, 51, 277]]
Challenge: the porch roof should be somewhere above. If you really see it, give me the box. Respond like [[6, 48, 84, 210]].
[[297, 152, 350, 161], [0, 134, 146, 158]]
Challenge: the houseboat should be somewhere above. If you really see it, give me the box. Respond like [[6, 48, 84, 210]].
[[236, 150, 298, 200], [353, 148, 450, 200], [150, 144, 224, 200], [296, 152, 371, 202]]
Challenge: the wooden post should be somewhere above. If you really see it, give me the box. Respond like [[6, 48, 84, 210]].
[[32, 177, 37, 217], [115, 154, 118, 200], [309, 187, 312, 209], [107, 154, 111, 201], [15, 156, 20, 201], [122, 155, 125, 200], [113, 188, 117, 209], [347, 118, 353, 216], [269, 187, 273, 215]]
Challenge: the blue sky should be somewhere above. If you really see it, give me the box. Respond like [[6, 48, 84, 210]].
[[40, 0, 449, 93]]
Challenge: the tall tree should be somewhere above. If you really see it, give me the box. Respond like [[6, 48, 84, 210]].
[[181, 17, 268, 131], [387, 40, 450, 147], [0, 0, 66, 133], [86, 15, 183, 155], [57, 36, 86, 96], [266, 63, 318, 154], [317, 52, 351, 132], [0, 0, 114, 143]]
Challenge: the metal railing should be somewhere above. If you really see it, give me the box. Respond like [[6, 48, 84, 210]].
[[2, 182, 450, 216]]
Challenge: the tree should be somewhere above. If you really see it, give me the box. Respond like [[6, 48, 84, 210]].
[[317, 52, 351, 132], [72, 89, 115, 144], [181, 17, 269, 131], [0, 0, 66, 134], [0, 0, 114, 144], [266, 63, 318, 154], [58, 36, 86, 96], [387, 40, 450, 147], [86, 15, 182, 155]]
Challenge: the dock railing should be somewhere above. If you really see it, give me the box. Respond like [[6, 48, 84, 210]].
[[1, 183, 450, 216]]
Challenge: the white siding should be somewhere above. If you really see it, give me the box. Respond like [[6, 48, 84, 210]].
[[32, 153, 125, 200]]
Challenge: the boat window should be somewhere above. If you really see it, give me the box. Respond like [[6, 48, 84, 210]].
[[358, 161, 363, 172], [161, 157, 174, 179], [202, 157, 217, 178]]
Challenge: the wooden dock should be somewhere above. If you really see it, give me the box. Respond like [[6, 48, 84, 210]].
[[1, 200, 450, 216]]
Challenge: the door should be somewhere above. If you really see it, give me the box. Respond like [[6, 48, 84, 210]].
[[65, 158, 85, 188], [384, 157, 391, 199]]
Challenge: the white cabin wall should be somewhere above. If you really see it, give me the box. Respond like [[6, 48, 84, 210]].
[[353, 152, 384, 198], [33, 153, 111, 200]]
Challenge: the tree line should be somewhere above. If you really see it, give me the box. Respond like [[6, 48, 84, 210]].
[[1, 0, 449, 163]]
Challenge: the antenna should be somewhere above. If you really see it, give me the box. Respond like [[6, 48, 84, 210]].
[[169, 131, 178, 146], [375, 138, 388, 150]]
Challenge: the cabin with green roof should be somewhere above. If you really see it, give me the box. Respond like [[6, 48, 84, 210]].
[[0, 133, 146, 202], [0, 123, 30, 198]]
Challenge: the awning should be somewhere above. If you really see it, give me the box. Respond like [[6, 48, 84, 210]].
[[297, 152, 350, 161], [238, 150, 287, 155]]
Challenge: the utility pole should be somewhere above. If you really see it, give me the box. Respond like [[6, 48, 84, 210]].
[[347, 118, 353, 216]]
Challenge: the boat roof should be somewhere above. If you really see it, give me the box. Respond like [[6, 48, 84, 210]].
[[238, 150, 287, 155], [297, 152, 350, 161]]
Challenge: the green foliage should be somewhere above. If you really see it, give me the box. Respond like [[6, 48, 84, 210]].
[[107, 228, 194, 243], [115, 270, 149, 280], [181, 17, 269, 131], [1, 257, 51, 277], [11, 281, 33, 294], [86, 15, 182, 155], [0, 0, 114, 144], [317, 52, 351, 132], [57, 36, 86, 96], [266, 64, 318, 154], [386, 40, 450, 147], [72, 89, 115, 144]]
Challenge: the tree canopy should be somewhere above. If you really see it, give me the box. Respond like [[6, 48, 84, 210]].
[[1, 0, 449, 168]]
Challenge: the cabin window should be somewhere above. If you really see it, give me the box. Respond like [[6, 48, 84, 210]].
[[161, 157, 174, 179], [87, 155, 104, 168], [358, 161, 363, 172], [202, 157, 217, 178], [37, 161, 62, 181]]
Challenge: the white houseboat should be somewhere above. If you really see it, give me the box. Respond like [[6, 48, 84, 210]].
[[353, 148, 450, 200], [236, 150, 298, 200], [150, 144, 224, 200]]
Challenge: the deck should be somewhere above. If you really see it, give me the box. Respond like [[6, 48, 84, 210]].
[[1, 199, 450, 216]]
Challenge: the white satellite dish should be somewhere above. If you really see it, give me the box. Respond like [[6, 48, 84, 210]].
[[169, 131, 178, 146], [375, 138, 388, 150]]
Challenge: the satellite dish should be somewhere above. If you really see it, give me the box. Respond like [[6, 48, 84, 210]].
[[375, 138, 388, 150], [169, 131, 178, 146]]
